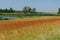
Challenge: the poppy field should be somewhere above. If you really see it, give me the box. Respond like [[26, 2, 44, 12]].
[[0, 16, 60, 40]]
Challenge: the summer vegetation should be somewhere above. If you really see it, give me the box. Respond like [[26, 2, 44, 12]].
[[0, 6, 60, 17], [0, 6, 60, 20], [0, 6, 60, 40]]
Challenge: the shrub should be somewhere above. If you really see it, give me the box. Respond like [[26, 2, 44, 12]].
[[4, 18, 9, 20]]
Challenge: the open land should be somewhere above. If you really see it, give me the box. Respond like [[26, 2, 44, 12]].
[[0, 16, 60, 40]]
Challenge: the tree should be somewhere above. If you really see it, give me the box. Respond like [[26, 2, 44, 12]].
[[32, 8, 36, 12], [58, 8, 60, 14], [0, 9, 2, 13], [9, 8, 14, 13], [23, 6, 31, 13], [23, 6, 32, 16], [23, 6, 27, 13], [30, 8, 36, 16], [4, 8, 8, 13]]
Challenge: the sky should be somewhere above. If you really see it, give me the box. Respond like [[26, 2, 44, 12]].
[[0, 0, 60, 12]]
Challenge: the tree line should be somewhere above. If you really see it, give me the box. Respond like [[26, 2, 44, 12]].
[[0, 6, 36, 13], [0, 6, 60, 16], [0, 6, 60, 14], [0, 8, 15, 13]]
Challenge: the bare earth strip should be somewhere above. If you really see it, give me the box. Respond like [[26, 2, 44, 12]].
[[0, 17, 60, 40]]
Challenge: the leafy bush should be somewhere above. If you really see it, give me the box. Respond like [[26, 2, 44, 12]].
[[4, 18, 9, 20]]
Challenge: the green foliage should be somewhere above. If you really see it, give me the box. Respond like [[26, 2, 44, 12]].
[[4, 18, 9, 20], [23, 6, 32, 14], [23, 6, 37, 16], [31, 8, 36, 13], [0, 6, 59, 17], [0, 8, 14, 13], [58, 8, 60, 14], [9, 8, 14, 13]]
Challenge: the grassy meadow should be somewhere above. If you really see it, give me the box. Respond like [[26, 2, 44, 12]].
[[0, 0, 60, 40], [0, 16, 60, 40]]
